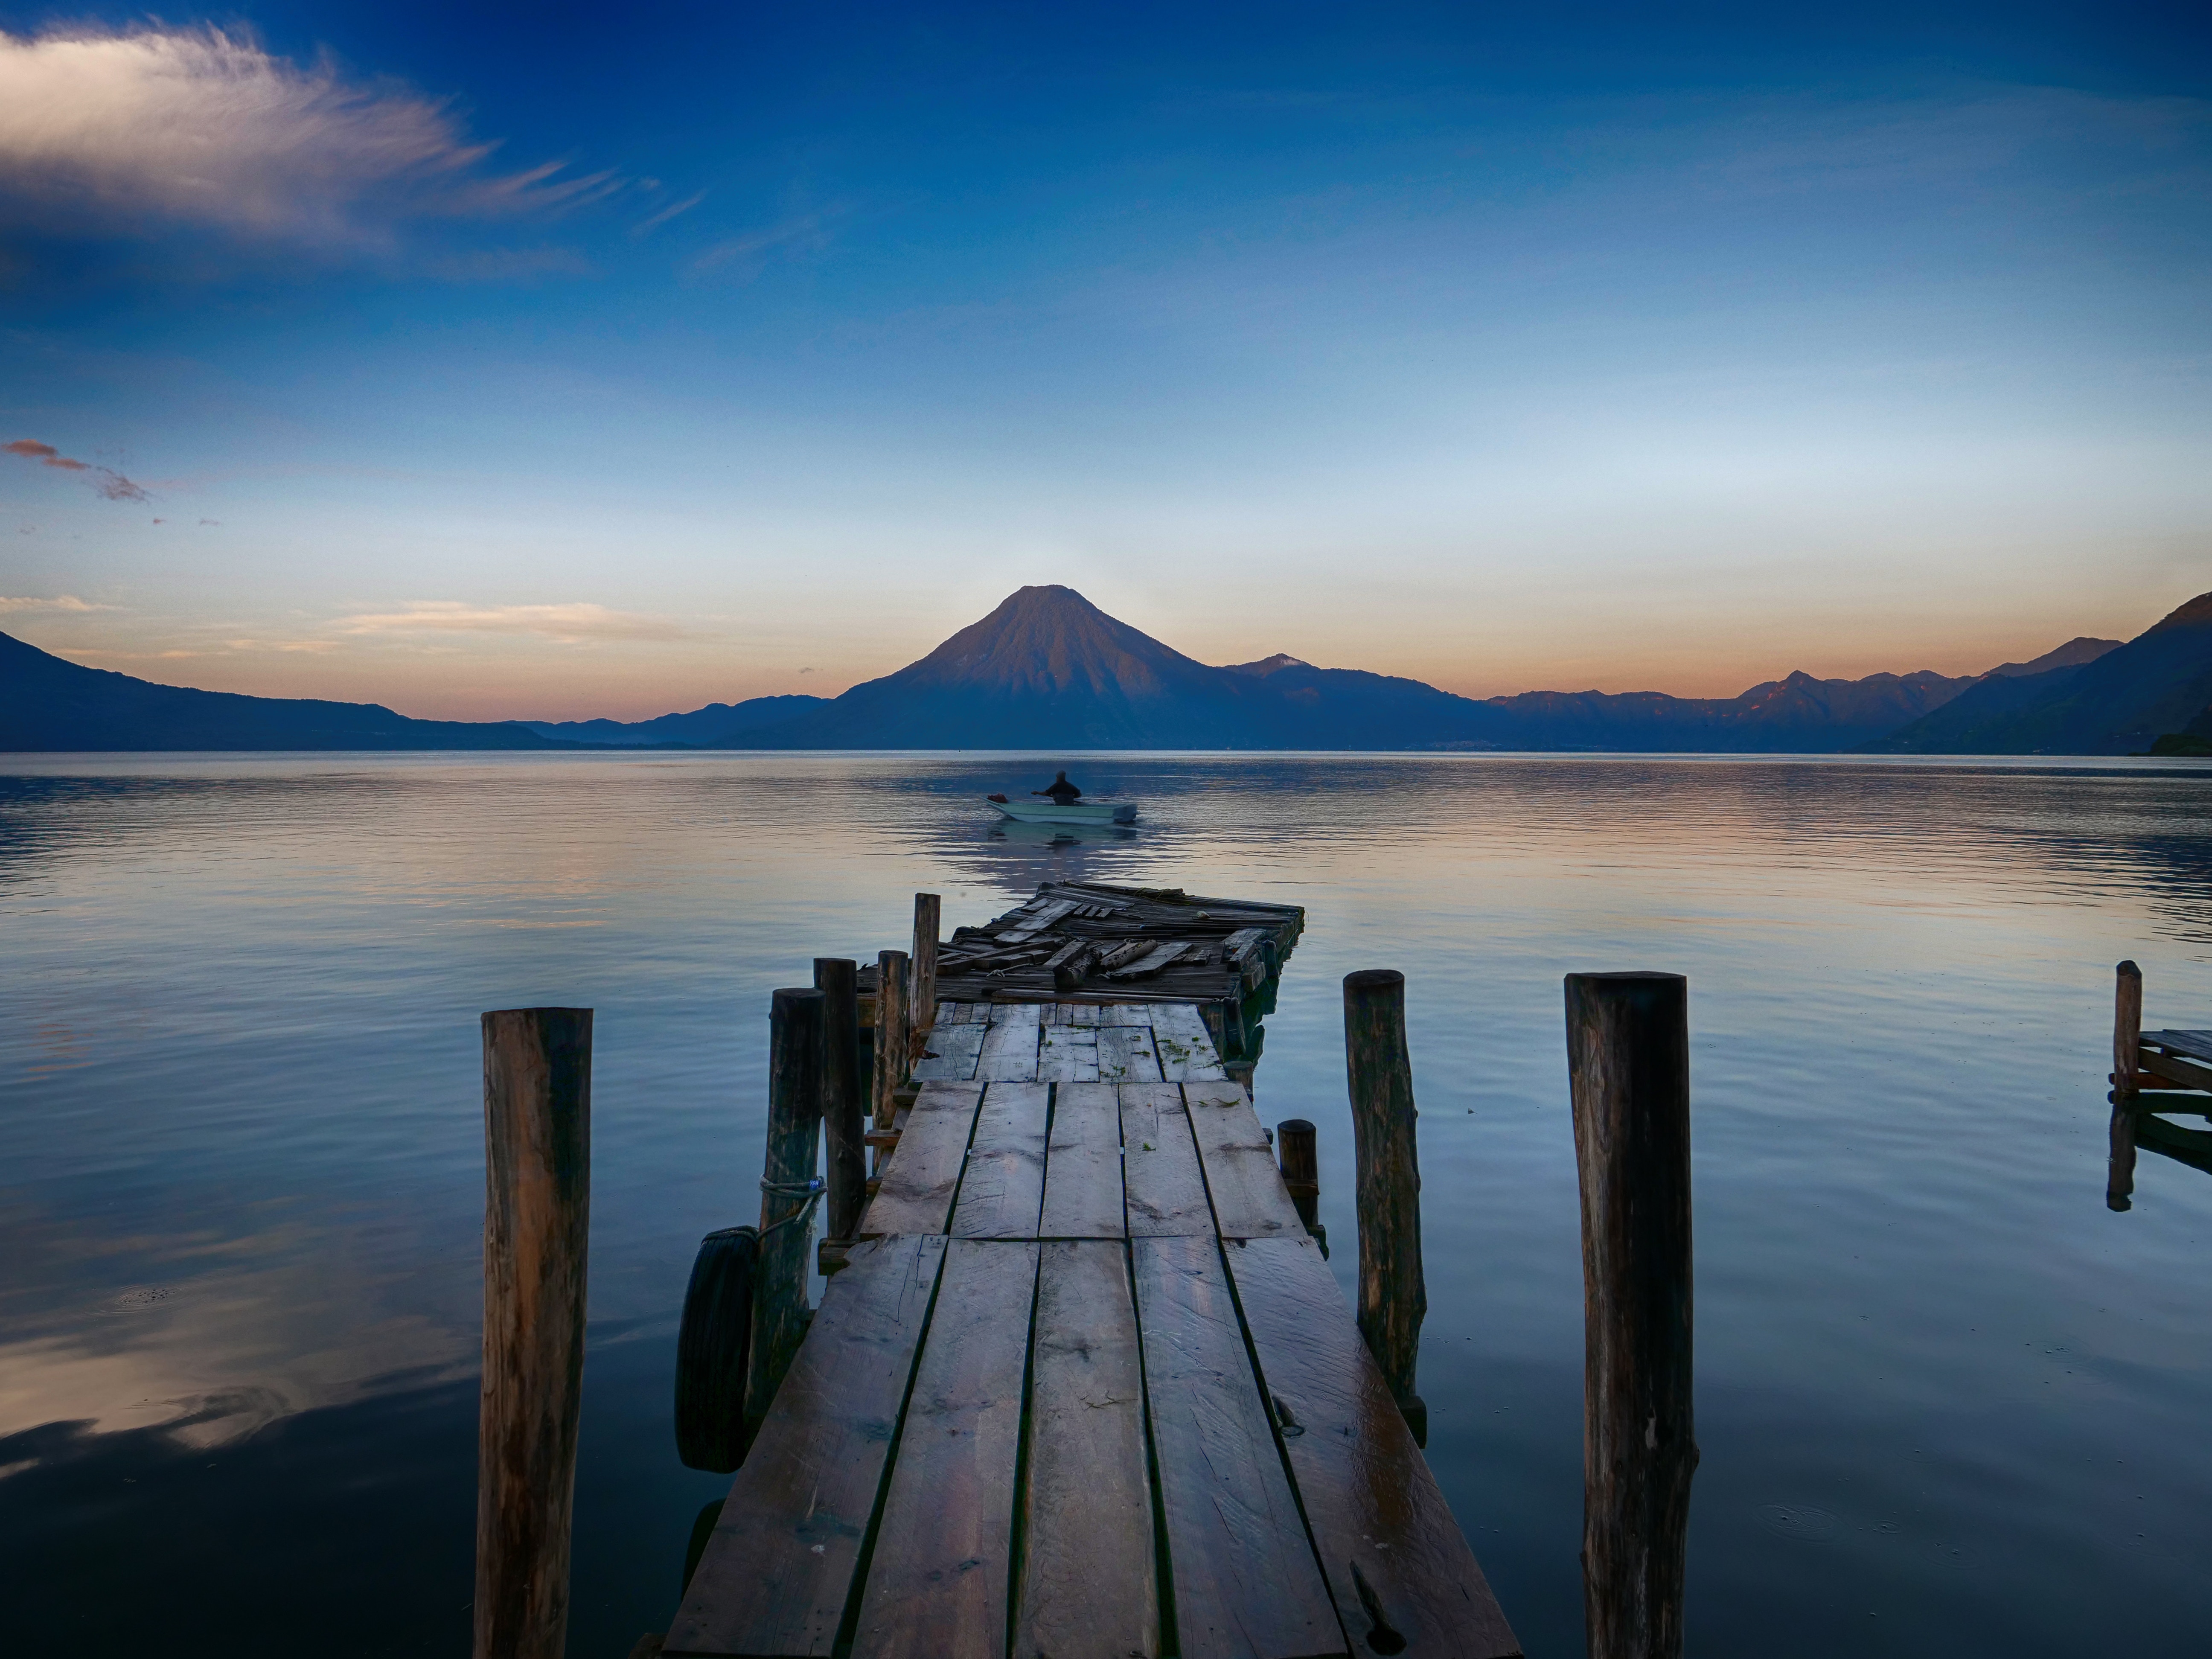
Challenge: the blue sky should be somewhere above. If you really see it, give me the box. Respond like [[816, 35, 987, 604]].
[[2, 2, 2207, 719]]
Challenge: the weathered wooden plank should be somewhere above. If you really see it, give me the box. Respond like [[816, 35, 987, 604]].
[[1015, 1240, 1158, 1659], [667, 1236, 944, 1659], [1121, 1083, 1214, 1237], [1036, 1024, 1100, 1082], [998, 898, 1079, 943], [2147, 1028, 2212, 1061], [1060, 1002, 1104, 1027], [1229, 1237, 1522, 1659], [1098, 1023, 1163, 1083], [992, 1001, 1047, 1028], [975, 1016, 1043, 1082], [1185, 1080, 1304, 1241], [952, 1083, 1049, 1239], [859, 1083, 983, 1238], [1153, 1002, 1228, 1081], [1099, 1003, 1156, 1027], [2139, 1043, 2212, 1091], [851, 1239, 1039, 1659], [1039, 1082, 1125, 1239], [1132, 1234, 1347, 1659], [911, 1023, 986, 1082], [1106, 941, 1195, 981]]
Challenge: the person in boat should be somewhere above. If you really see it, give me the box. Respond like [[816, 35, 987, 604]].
[[1033, 770, 1083, 806]]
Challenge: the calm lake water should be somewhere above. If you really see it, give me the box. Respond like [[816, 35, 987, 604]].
[[4, 751, 2211, 1656]]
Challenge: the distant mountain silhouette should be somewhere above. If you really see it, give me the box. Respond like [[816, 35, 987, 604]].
[[520, 695, 825, 746], [1986, 636, 2123, 678], [708, 585, 1979, 751], [0, 630, 565, 751], [1869, 593, 2212, 754]]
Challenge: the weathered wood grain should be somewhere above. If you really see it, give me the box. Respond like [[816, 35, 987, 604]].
[[2114, 960, 2143, 1095], [859, 1082, 984, 1238], [1121, 1083, 1215, 1237], [1229, 1237, 1523, 1659], [1344, 969, 1426, 1430], [1015, 1240, 1158, 1659], [477, 1007, 593, 1659], [2146, 1028, 2212, 1063], [911, 1023, 985, 1081], [909, 895, 941, 1059], [851, 1239, 1039, 1659], [1185, 1080, 1303, 1240], [1036, 1023, 1100, 1082], [1039, 1082, 1125, 1239], [976, 1016, 1044, 1082], [816, 959, 867, 1243], [1059, 1002, 1104, 1027], [748, 987, 824, 1432], [667, 1236, 944, 1659], [1098, 1023, 1163, 1083], [1153, 1002, 1228, 1080], [952, 1082, 1049, 1239], [874, 950, 911, 1132], [1565, 971, 1696, 1659], [1132, 1234, 1346, 1659], [1100, 1003, 1156, 1027]]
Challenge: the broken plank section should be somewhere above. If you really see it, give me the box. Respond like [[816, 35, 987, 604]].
[[1097, 1023, 1163, 1083], [859, 1083, 982, 1238], [975, 1015, 1043, 1082], [952, 1082, 1048, 1239], [1185, 1080, 1304, 1240], [1039, 1082, 1124, 1239], [1016, 1240, 1158, 1659], [1132, 1234, 1347, 1659], [851, 1239, 1039, 1659], [1121, 1083, 1214, 1237], [1228, 1237, 1522, 1659], [667, 1235, 945, 1658], [911, 1023, 985, 1082], [1153, 1002, 1227, 1081], [1036, 1023, 1100, 1082]]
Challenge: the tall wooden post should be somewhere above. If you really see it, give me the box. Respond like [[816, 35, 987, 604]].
[[1343, 969, 1426, 1441], [909, 895, 941, 1059], [2113, 960, 2142, 1097], [1565, 971, 1697, 1659], [874, 948, 911, 1133], [746, 987, 823, 1433], [815, 958, 866, 1241], [476, 1008, 592, 1659]]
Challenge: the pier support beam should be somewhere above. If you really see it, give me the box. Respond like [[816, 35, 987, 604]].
[[909, 895, 940, 1060], [2113, 960, 2142, 1097], [815, 958, 866, 1243], [874, 949, 911, 1141], [1566, 971, 1697, 1659], [475, 1007, 592, 1659], [747, 987, 823, 1433], [1343, 969, 1426, 1442]]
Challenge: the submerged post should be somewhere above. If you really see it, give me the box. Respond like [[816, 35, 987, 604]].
[[1565, 972, 1696, 1659], [1343, 969, 1426, 1441], [2113, 960, 2142, 1097], [2107, 1104, 2138, 1212], [908, 895, 941, 1060], [475, 1007, 592, 1659], [746, 987, 823, 1433], [815, 958, 866, 1242], [874, 948, 911, 1134]]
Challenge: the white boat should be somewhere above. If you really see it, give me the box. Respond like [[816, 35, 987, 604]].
[[986, 795, 1138, 825]]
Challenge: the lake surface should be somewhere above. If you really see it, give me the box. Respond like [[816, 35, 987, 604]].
[[4, 751, 2210, 1656]]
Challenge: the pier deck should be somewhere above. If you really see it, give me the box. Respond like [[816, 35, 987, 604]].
[[665, 998, 1521, 1659]]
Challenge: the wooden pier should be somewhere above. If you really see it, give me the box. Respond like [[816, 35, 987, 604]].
[[667, 894, 1521, 1657]]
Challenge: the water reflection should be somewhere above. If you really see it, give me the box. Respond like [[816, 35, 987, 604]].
[[3, 752, 2211, 1657]]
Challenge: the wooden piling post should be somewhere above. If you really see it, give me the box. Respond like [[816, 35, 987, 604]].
[[1276, 1115, 1327, 1256], [2107, 1103, 2138, 1212], [1565, 971, 1697, 1659], [909, 895, 941, 1060], [476, 1007, 592, 1659], [1343, 969, 1426, 1441], [874, 949, 911, 1133], [746, 987, 823, 1433], [2114, 960, 2142, 1097], [814, 958, 866, 1242]]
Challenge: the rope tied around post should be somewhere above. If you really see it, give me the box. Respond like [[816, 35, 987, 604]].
[[756, 1176, 826, 1241]]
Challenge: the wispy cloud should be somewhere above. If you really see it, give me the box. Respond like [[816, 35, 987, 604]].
[[0, 24, 617, 247], [3, 437, 148, 500], [686, 209, 841, 281], [338, 601, 687, 643], [0, 591, 111, 613], [632, 188, 707, 239]]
